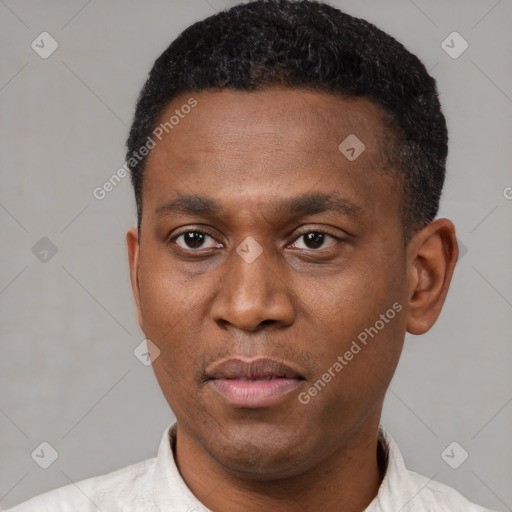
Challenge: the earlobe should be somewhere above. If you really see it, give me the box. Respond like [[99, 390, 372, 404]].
[[126, 225, 143, 328], [405, 218, 459, 335]]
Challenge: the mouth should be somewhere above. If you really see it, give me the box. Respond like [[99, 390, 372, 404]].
[[206, 357, 305, 408]]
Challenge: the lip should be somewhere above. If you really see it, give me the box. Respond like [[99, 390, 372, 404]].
[[206, 357, 305, 408]]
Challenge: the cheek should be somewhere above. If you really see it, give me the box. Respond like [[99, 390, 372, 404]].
[[136, 257, 203, 373], [138, 253, 196, 328], [302, 263, 397, 338], [299, 257, 406, 392], [138, 264, 202, 415]]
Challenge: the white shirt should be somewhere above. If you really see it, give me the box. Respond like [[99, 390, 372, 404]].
[[6, 423, 496, 512]]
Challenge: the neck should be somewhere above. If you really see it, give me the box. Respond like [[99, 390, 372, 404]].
[[174, 419, 386, 512]]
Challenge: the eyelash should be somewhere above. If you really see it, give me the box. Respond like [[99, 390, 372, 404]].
[[169, 227, 345, 253]]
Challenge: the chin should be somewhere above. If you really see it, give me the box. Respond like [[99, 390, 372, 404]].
[[204, 421, 318, 480]]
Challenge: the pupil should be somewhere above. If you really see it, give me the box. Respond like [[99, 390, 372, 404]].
[[183, 232, 325, 250], [304, 232, 324, 249], [185, 232, 204, 248]]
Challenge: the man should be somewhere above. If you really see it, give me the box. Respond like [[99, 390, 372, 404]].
[[7, 0, 497, 511]]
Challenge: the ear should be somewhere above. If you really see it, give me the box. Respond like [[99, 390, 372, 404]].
[[126, 225, 143, 328], [405, 218, 459, 335]]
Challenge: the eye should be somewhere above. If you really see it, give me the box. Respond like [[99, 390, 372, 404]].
[[173, 230, 221, 251], [290, 230, 342, 250], [170, 227, 344, 254]]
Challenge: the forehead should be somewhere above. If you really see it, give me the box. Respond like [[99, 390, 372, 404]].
[[142, 87, 399, 221], [152, 87, 389, 159]]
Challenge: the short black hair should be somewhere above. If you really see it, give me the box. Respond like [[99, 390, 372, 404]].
[[126, 0, 447, 243]]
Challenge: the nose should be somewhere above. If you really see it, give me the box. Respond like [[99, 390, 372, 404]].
[[210, 242, 296, 332]]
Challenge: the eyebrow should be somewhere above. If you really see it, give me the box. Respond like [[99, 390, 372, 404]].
[[155, 192, 362, 219]]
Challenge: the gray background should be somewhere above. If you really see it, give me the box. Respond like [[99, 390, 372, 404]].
[[0, 0, 511, 510]]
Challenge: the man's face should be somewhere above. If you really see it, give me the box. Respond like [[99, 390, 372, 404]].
[[129, 88, 410, 478]]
